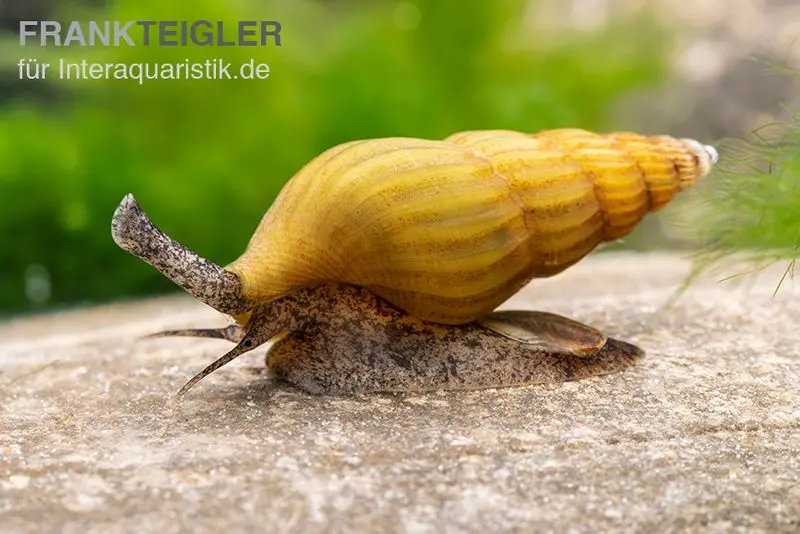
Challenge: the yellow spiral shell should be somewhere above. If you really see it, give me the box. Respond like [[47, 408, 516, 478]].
[[226, 128, 716, 325]]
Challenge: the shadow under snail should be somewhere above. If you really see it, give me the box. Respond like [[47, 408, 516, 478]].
[[111, 128, 718, 398]]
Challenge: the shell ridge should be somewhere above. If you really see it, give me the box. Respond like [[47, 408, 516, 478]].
[[605, 133, 653, 213], [464, 148, 537, 265], [594, 138, 651, 232], [536, 134, 612, 240]]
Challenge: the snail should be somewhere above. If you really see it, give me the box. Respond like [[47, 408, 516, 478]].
[[111, 128, 717, 398]]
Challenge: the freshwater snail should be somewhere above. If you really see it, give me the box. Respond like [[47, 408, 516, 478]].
[[111, 128, 717, 397]]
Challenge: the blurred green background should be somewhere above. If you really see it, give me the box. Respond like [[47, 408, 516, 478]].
[[0, 0, 797, 316]]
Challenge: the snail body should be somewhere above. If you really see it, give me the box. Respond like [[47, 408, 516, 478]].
[[110, 127, 717, 397], [158, 284, 643, 397]]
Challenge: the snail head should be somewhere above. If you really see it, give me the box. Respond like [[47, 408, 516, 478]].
[[111, 194, 257, 316]]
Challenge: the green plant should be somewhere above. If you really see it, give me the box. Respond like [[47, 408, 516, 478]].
[[684, 118, 800, 293]]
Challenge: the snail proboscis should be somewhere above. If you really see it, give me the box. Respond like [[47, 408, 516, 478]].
[[111, 128, 717, 397]]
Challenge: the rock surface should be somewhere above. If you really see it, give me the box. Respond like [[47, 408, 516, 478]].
[[1, 252, 798, 533]]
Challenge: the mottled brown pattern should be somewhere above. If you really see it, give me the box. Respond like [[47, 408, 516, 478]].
[[266, 285, 643, 395], [111, 194, 256, 316], [167, 284, 644, 398]]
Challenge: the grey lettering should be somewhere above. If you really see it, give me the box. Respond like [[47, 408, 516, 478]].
[[19, 21, 37, 46], [63, 22, 86, 46], [114, 21, 134, 46], [159, 21, 178, 46], [41, 21, 62, 46], [217, 21, 235, 46], [191, 20, 213, 46], [238, 21, 256, 46], [88, 21, 110, 46], [261, 21, 281, 46], [179, 21, 188, 46], [137, 21, 156, 45]]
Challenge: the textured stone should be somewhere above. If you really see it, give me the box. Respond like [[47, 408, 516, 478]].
[[1, 252, 798, 533]]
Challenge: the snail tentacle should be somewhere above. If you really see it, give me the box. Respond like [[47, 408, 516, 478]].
[[111, 194, 255, 315], [111, 194, 256, 316], [174, 338, 257, 401], [172, 304, 294, 400], [145, 323, 245, 343]]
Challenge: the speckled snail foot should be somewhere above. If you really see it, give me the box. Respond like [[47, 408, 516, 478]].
[[174, 284, 645, 399], [110, 128, 717, 398]]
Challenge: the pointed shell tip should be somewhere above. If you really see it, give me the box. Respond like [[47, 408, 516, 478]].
[[704, 144, 719, 164]]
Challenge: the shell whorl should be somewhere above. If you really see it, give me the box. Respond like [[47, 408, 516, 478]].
[[226, 128, 716, 324]]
